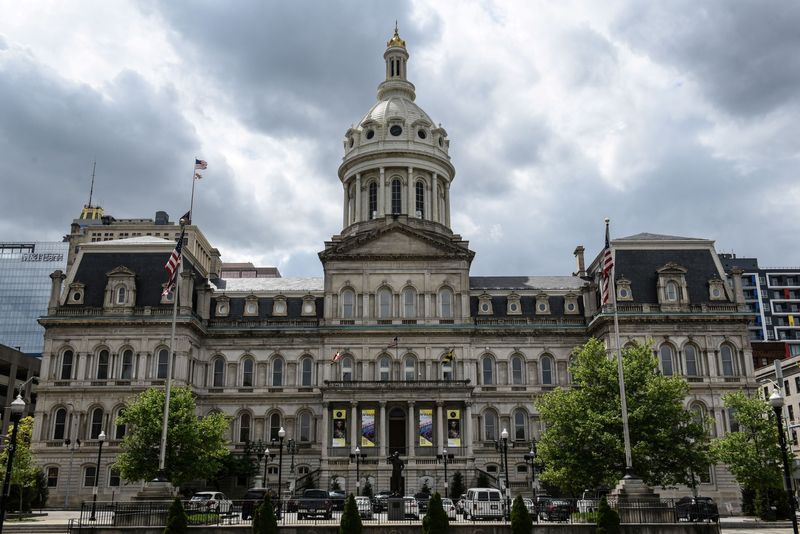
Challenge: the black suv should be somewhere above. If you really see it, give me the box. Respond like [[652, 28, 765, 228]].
[[241, 488, 269, 520], [675, 496, 719, 522]]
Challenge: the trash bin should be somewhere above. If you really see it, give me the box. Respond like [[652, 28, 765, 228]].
[[388, 497, 404, 520]]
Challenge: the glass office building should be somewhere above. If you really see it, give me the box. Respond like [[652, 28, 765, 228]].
[[0, 242, 68, 354]]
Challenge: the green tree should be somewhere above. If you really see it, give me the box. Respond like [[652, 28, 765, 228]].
[[536, 339, 710, 494], [476, 471, 491, 488], [339, 494, 362, 534], [422, 492, 449, 534], [420, 480, 432, 496], [252, 494, 279, 534], [449, 471, 465, 500], [596, 497, 620, 534], [330, 477, 342, 492], [710, 391, 784, 519], [114, 386, 230, 486], [510, 495, 532, 534], [0, 417, 38, 514], [362, 479, 373, 499], [163, 497, 188, 534]]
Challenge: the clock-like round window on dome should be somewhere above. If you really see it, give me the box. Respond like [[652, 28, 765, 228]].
[[567, 302, 576, 311], [365, 129, 375, 140], [538, 303, 547, 312], [712, 288, 721, 297], [417, 129, 427, 139], [510, 303, 518, 311], [619, 288, 629, 298], [481, 303, 489, 312], [390, 125, 403, 136]]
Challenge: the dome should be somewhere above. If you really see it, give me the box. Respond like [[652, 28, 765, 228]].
[[358, 97, 434, 131]]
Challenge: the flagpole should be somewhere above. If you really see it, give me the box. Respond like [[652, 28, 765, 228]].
[[157, 236, 181, 480], [606, 218, 634, 475], [189, 159, 198, 223]]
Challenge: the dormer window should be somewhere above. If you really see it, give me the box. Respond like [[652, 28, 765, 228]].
[[709, 277, 726, 301], [656, 263, 690, 307], [616, 276, 633, 301], [68, 283, 85, 305], [564, 292, 580, 315], [272, 296, 288, 317], [104, 266, 136, 309], [666, 281, 679, 301], [507, 293, 521, 315], [535, 293, 550, 315], [216, 297, 230, 317], [478, 293, 493, 315], [116, 286, 126, 305], [244, 296, 259, 317], [301, 295, 316, 317]]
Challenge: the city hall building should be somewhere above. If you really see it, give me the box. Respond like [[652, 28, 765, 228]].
[[32, 30, 756, 509]]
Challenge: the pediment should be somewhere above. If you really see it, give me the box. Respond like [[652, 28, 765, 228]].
[[106, 265, 135, 278], [656, 262, 688, 274], [320, 223, 474, 262]]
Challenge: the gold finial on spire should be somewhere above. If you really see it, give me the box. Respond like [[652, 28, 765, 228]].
[[387, 23, 406, 48]]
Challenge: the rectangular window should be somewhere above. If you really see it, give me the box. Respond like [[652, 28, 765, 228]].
[[786, 380, 791, 395], [83, 466, 97, 487], [109, 469, 121, 487], [47, 467, 58, 488], [789, 405, 795, 423]]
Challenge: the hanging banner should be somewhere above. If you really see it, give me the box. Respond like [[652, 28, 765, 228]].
[[419, 408, 433, 447], [361, 408, 376, 447], [332, 408, 347, 447], [447, 408, 461, 447]]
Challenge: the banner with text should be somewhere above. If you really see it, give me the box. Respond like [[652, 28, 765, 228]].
[[332, 408, 347, 447], [419, 408, 433, 446], [361, 408, 376, 447], [447, 408, 461, 447]]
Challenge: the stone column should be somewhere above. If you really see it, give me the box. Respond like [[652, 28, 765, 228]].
[[465, 402, 474, 457], [436, 401, 444, 451], [351, 401, 359, 450], [407, 401, 416, 456], [343, 181, 349, 227], [48, 270, 65, 314], [378, 168, 385, 216], [355, 173, 362, 222], [408, 166, 415, 216], [379, 401, 387, 457], [321, 402, 329, 460], [432, 173, 438, 222], [445, 184, 451, 227]]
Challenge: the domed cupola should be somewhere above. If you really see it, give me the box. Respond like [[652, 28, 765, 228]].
[[339, 26, 455, 236]]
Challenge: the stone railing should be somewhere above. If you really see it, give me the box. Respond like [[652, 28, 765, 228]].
[[323, 379, 471, 390]]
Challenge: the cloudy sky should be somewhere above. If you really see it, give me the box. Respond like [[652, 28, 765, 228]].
[[1, 1, 798, 276]]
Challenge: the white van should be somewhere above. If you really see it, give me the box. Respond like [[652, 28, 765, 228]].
[[463, 487, 504, 520]]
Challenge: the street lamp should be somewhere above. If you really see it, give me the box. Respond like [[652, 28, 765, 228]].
[[0, 395, 25, 534], [494, 428, 511, 519], [524, 441, 539, 523], [272, 427, 286, 516], [350, 446, 367, 495], [89, 430, 106, 521], [287, 439, 298, 474], [436, 448, 454, 497], [769, 388, 799, 534]]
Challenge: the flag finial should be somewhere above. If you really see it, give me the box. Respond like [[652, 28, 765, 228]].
[[604, 217, 610, 224]]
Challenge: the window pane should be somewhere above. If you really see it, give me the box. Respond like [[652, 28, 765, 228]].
[[53, 409, 66, 440], [97, 350, 109, 379], [239, 414, 251, 443], [541, 357, 552, 385], [300, 413, 311, 442], [368, 183, 377, 218], [482, 357, 493, 385], [514, 411, 526, 440], [660, 346, 674, 376], [213, 359, 225, 387], [391, 180, 401, 214], [721, 346, 735, 376], [684, 346, 698, 376], [243, 359, 253, 387], [512, 357, 523, 385], [84, 467, 96, 487], [90, 409, 103, 439], [405, 358, 415, 381], [379, 357, 390, 381], [342, 289, 354, 318], [301, 358, 313, 386], [273, 359, 283, 386], [121, 350, 133, 380], [270, 414, 281, 441], [157, 349, 169, 379], [403, 288, 416, 318], [47, 467, 59, 488], [61, 350, 73, 380], [342, 357, 353, 381], [485, 413, 497, 441], [415, 181, 424, 217], [378, 289, 392, 318], [440, 288, 453, 318]]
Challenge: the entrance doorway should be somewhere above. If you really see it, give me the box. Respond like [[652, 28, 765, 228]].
[[388, 407, 406, 455]]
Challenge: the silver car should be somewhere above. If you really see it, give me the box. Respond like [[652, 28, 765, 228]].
[[189, 491, 233, 514], [355, 496, 374, 519], [441, 497, 457, 519]]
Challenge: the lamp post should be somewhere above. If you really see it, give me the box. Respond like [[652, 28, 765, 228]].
[[89, 430, 106, 521], [494, 428, 511, 519], [0, 395, 25, 534], [251, 440, 266, 489], [63, 437, 81, 508], [769, 388, 799, 534], [436, 448, 454, 497], [273, 427, 286, 516], [287, 439, 298, 474], [264, 448, 275, 490], [350, 446, 367, 495], [524, 441, 538, 523]]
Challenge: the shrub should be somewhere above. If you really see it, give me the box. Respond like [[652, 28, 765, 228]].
[[476, 471, 491, 488], [423, 492, 449, 534], [449, 472, 465, 500], [339, 494, 362, 534], [595, 497, 620, 534], [252, 494, 279, 534], [362, 479, 374, 499], [163, 497, 188, 534], [510, 495, 532, 534]]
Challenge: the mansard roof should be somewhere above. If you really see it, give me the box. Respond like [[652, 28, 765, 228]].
[[615, 232, 708, 242], [211, 277, 323, 293], [470, 276, 585, 291]]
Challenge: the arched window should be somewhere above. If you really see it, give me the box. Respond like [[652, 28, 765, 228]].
[[341, 356, 353, 381], [60, 350, 74, 380], [378, 287, 392, 319], [213, 357, 225, 387], [402, 287, 416, 318], [272, 357, 284, 386], [120, 349, 133, 380], [90, 408, 103, 440], [116, 286, 126, 305], [368, 182, 377, 218], [47, 467, 58, 488], [242, 358, 254, 387], [97, 349, 109, 379], [660, 345, 675, 376], [239, 413, 251, 443], [482, 356, 494, 385], [684, 345, 699, 376], [157, 348, 169, 379], [439, 287, 453, 318], [53, 408, 67, 440], [299, 412, 311, 442], [541, 355, 553, 385], [115, 409, 126, 440], [720, 345, 735, 376], [415, 181, 424, 218], [511, 355, 524, 385], [379, 356, 391, 381], [484, 411, 498, 441], [391, 179, 402, 214], [442, 357, 453, 381], [666, 281, 679, 301], [341, 289, 355, 319], [513, 410, 527, 441], [269, 413, 281, 441], [404, 356, 416, 381], [300, 357, 313, 387], [691, 404, 707, 430]]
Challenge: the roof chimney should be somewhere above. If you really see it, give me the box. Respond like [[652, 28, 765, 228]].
[[574, 246, 586, 277]]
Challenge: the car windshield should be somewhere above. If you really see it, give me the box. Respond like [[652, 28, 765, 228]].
[[191, 494, 211, 501], [442, 499, 453, 505], [304, 490, 328, 498]]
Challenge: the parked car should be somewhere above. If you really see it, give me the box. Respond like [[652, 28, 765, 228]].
[[329, 491, 346, 511], [675, 496, 720, 522], [414, 492, 431, 512], [355, 496, 374, 519], [441, 497, 457, 519], [540, 499, 571, 522], [297, 489, 333, 520], [462, 488, 504, 521], [189, 491, 233, 515], [372, 491, 392, 512], [240, 488, 269, 520], [403, 496, 420, 519], [523, 498, 536, 517]]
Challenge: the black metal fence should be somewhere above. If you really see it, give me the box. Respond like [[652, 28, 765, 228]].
[[70, 496, 706, 531]]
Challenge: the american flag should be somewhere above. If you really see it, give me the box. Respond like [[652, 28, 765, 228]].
[[600, 222, 614, 305], [161, 228, 185, 297], [194, 159, 208, 170], [330, 351, 343, 365]]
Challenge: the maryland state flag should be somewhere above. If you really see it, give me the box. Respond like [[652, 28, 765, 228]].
[[442, 348, 455, 364]]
